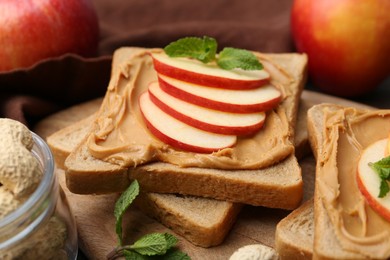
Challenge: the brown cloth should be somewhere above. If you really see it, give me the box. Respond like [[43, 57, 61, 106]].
[[0, 0, 388, 127], [0, 0, 295, 126]]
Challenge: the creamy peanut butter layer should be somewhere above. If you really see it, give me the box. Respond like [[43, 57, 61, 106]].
[[86, 48, 300, 170], [318, 107, 390, 258]]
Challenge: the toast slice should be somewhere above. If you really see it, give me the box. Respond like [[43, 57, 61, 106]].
[[307, 104, 390, 259], [274, 199, 313, 260], [45, 94, 312, 248], [64, 47, 308, 209], [45, 106, 242, 248]]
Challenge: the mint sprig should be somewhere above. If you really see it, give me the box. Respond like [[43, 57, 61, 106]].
[[108, 180, 190, 260], [369, 155, 390, 198], [114, 180, 140, 245], [164, 36, 263, 71], [164, 36, 217, 63], [130, 233, 177, 256]]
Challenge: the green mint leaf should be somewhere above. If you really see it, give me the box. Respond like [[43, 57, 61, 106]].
[[217, 47, 263, 70], [123, 250, 147, 260], [163, 233, 178, 249], [379, 179, 390, 198], [130, 233, 170, 256], [114, 180, 140, 245], [161, 249, 191, 260], [369, 155, 390, 198], [164, 36, 217, 63]]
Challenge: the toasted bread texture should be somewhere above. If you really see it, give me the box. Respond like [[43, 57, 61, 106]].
[[307, 103, 390, 259], [46, 102, 242, 248], [64, 48, 308, 209], [275, 199, 313, 260]]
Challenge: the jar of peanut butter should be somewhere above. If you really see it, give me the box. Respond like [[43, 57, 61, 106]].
[[0, 120, 78, 260]]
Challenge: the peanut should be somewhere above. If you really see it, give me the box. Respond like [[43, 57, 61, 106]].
[[0, 118, 43, 215], [229, 244, 279, 260], [0, 186, 20, 219]]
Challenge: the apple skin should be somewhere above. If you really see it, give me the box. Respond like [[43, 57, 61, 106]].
[[158, 75, 281, 113], [151, 52, 270, 90], [291, 0, 390, 97], [147, 81, 266, 135], [139, 92, 237, 154], [357, 138, 390, 222], [0, 0, 99, 72]]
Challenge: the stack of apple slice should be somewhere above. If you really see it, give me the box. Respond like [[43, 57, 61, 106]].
[[139, 52, 282, 153]]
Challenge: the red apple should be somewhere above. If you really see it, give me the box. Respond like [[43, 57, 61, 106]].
[[357, 138, 390, 222], [158, 74, 281, 113], [151, 52, 270, 89], [291, 0, 390, 97], [148, 81, 266, 135], [139, 92, 237, 153], [0, 0, 99, 72]]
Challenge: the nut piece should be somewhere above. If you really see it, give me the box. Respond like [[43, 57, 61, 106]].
[[0, 187, 21, 219], [0, 118, 42, 205], [230, 244, 279, 260]]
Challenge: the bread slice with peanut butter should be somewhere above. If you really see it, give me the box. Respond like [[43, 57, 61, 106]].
[[64, 47, 307, 209], [307, 104, 390, 259], [46, 109, 242, 247], [46, 92, 312, 249]]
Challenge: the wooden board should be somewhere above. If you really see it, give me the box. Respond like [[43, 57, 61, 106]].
[[34, 90, 373, 260]]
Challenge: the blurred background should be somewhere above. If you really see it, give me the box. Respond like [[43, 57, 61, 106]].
[[0, 0, 389, 124]]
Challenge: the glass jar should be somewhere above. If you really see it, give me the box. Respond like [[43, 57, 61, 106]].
[[0, 132, 78, 259]]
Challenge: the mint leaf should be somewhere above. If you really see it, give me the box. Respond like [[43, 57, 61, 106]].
[[161, 249, 191, 260], [164, 36, 217, 63], [123, 250, 147, 260], [369, 155, 390, 198], [114, 180, 140, 245], [379, 179, 390, 198], [130, 233, 171, 256], [164, 36, 263, 71], [163, 233, 178, 249], [217, 47, 263, 70]]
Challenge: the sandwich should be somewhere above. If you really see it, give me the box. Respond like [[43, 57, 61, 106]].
[[63, 41, 308, 209], [275, 103, 390, 259], [43, 92, 312, 249], [45, 107, 242, 247], [45, 37, 309, 249]]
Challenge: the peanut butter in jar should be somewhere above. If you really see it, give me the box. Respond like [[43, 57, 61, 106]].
[[0, 118, 78, 260]]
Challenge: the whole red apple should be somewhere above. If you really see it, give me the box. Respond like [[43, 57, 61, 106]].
[[0, 0, 99, 72], [291, 0, 390, 97]]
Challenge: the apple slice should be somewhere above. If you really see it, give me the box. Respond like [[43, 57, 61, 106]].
[[151, 52, 270, 89], [357, 138, 390, 222], [139, 92, 237, 153], [148, 81, 266, 135], [158, 74, 281, 113]]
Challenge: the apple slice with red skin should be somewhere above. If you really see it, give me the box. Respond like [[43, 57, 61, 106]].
[[139, 92, 237, 153], [151, 52, 270, 90], [357, 138, 390, 222], [148, 81, 266, 135], [157, 74, 282, 113]]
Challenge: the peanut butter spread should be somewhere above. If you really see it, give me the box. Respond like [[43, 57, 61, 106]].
[[318, 106, 390, 258], [86, 48, 298, 170]]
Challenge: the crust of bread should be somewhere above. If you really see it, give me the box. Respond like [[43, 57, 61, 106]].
[[131, 155, 302, 209], [135, 192, 243, 247], [63, 48, 308, 209], [275, 199, 313, 260], [307, 104, 390, 259]]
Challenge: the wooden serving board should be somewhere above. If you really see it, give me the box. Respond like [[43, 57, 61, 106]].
[[34, 90, 373, 260]]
